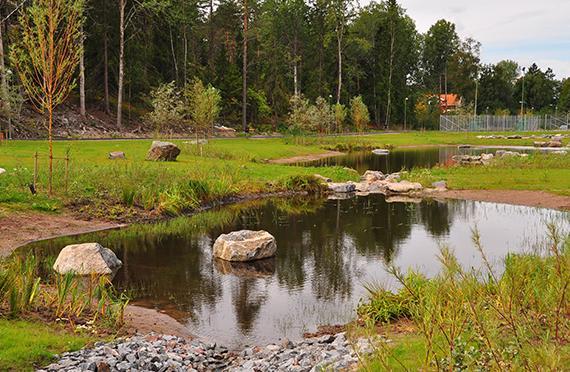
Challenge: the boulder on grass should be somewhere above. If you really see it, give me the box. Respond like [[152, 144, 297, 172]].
[[0, 168, 5, 175], [361, 170, 385, 183], [109, 151, 126, 160], [386, 180, 423, 194], [146, 141, 181, 161], [213, 230, 277, 262], [53, 243, 122, 275]]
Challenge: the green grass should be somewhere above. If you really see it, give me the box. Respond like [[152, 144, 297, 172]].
[[0, 319, 92, 371], [0, 132, 567, 217], [404, 152, 570, 196]]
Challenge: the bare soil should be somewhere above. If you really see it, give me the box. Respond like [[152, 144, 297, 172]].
[[123, 305, 193, 339], [435, 189, 570, 211], [0, 212, 123, 257], [268, 151, 344, 164]]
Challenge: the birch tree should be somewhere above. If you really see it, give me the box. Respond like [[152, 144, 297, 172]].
[[11, 0, 84, 194]]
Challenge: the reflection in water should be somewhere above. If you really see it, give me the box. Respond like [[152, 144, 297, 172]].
[[300, 146, 532, 174], [20, 196, 569, 347]]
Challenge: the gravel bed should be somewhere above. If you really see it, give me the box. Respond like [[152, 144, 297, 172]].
[[39, 333, 376, 371]]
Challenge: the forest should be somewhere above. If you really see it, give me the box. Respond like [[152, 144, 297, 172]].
[[1, 0, 570, 134]]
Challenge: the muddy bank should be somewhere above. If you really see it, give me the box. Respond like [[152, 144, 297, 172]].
[[268, 151, 344, 164], [0, 212, 123, 257], [434, 189, 570, 211]]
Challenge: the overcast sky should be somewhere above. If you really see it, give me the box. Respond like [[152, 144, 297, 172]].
[[362, 0, 570, 78]]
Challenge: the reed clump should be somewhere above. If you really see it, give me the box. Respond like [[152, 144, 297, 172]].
[[0, 256, 129, 332], [358, 225, 570, 370]]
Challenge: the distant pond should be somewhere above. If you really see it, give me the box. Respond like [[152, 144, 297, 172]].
[[299, 146, 535, 174], [20, 195, 569, 348]]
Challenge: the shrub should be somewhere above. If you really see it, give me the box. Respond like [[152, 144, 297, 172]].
[[350, 95, 370, 132]]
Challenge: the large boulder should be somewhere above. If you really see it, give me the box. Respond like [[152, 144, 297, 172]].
[[213, 230, 277, 262], [53, 243, 122, 275], [386, 180, 423, 194], [146, 141, 181, 161]]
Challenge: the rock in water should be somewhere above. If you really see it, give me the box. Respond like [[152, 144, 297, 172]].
[[372, 149, 390, 155], [146, 141, 181, 161], [327, 182, 356, 193], [53, 243, 122, 275], [109, 151, 126, 160], [213, 230, 277, 262]]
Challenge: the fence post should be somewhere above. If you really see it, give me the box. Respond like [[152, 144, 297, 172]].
[[65, 151, 70, 194], [33, 151, 38, 192]]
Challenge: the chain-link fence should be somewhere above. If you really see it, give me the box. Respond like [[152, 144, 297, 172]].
[[440, 114, 570, 132]]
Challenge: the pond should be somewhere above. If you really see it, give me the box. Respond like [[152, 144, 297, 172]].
[[299, 146, 534, 174], [20, 195, 569, 348]]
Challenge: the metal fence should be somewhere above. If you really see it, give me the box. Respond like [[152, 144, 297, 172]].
[[440, 114, 570, 132]]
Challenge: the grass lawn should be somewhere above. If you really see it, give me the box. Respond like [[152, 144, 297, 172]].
[[405, 153, 570, 196], [0, 132, 568, 217], [0, 319, 92, 371]]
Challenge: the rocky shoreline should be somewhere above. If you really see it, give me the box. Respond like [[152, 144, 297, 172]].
[[40, 333, 376, 372]]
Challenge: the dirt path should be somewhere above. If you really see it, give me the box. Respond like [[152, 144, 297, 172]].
[[0, 212, 123, 257], [269, 151, 344, 164], [435, 190, 570, 211]]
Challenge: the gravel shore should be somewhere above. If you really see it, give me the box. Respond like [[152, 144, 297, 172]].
[[40, 333, 377, 371]]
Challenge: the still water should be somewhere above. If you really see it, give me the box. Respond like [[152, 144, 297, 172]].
[[21, 195, 569, 347], [300, 146, 531, 174]]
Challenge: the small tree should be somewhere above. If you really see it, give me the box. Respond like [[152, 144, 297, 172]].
[[287, 94, 317, 134], [314, 96, 334, 134], [350, 95, 369, 133], [333, 103, 347, 133], [184, 79, 221, 145], [11, 0, 84, 194], [146, 81, 184, 135]]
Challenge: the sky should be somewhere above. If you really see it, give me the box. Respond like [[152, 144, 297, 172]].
[[364, 0, 570, 78]]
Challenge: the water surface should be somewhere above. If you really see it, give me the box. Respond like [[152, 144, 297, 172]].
[[22, 196, 569, 347]]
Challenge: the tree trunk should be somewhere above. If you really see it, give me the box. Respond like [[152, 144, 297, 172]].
[[103, 29, 111, 115], [293, 35, 299, 96], [169, 27, 179, 84], [336, 30, 342, 105], [48, 105, 53, 195], [117, 0, 125, 130], [241, 0, 248, 132], [183, 27, 188, 84], [384, 28, 395, 129], [0, 21, 11, 139], [79, 27, 86, 118]]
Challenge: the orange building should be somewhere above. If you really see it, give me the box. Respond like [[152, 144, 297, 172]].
[[439, 94, 462, 113]]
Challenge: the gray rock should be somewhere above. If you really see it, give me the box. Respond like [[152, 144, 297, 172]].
[[327, 182, 356, 193], [432, 180, 447, 190], [108, 151, 126, 160], [53, 243, 122, 275], [360, 170, 384, 183], [213, 230, 277, 262], [146, 141, 181, 161], [372, 149, 390, 155]]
